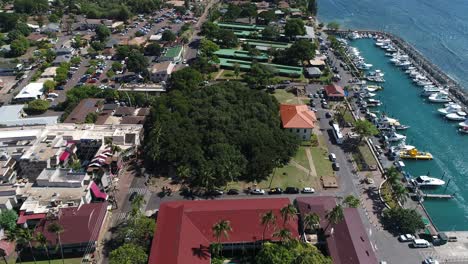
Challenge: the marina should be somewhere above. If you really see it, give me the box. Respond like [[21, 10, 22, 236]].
[[334, 35, 468, 231]]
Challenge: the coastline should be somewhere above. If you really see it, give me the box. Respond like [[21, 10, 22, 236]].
[[328, 29, 468, 109]]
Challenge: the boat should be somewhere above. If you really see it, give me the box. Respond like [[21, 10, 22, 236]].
[[411, 176, 445, 188], [357, 62, 373, 70], [438, 104, 462, 115], [395, 124, 410, 130], [446, 111, 467, 121], [366, 70, 385, 83], [386, 130, 406, 142], [399, 148, 433, 160], [459, 127, 468, 134], [385, 53, 394, 57], [365, 85, 383, 92], [367, 98, 382, 107], [459, 120, 468, 128], [417, 80, 433, 87], [421, 87, 445, 97], [428, 91, 451, 103]]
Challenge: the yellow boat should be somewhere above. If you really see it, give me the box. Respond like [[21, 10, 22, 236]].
[[399, 148, 433, 160]]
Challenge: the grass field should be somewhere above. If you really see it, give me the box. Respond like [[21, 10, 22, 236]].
[[310, 135, 334, 177], [359, 143, 378, 168], [20, 258, 82, 264], [272, 89, 299, 104], [293, 146, 309, 170]]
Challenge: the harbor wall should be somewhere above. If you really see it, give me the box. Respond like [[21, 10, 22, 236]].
[[328, 30, 468, 107]]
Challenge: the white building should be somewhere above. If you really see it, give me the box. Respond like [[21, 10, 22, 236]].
[[150, 61, 175, 82], [13, 83, 44, 103], [280, 104, 317, 140]]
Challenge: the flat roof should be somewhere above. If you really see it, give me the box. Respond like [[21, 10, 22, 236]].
[[218, 58, 303, 76], [216, 22, 265, 31], [214, 49, 268, 60], [163, 46, 183, 58], [14, 83, 43, 100], [241, 38, 292, 49], [64, 98, 103, 124], [0, 105, 59, 127]]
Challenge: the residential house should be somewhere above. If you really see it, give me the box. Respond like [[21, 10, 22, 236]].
[[148, 198, 299, 264], [159, 46, 184, 63], [150, 61, 175, 82], [13, 83, 44, 103], [305, 67, 322, 78], [41, 67, 58, 78], [64, 98, 104, 124], [324, 84, 345, 101], [280, 104, 317, 140], [41, 23, 60, 33]]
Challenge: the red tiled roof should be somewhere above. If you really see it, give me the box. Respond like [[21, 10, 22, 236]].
[[296, 197, 377, 264], [280, 104, 317, 128], [34, 202, 108, 246], [148, 198, 299, 264], [90, 182, 108, 200], [17, 211, 47, 225], [324, 84, 345, 97]]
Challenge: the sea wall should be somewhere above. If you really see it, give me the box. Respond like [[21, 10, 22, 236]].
[[328, 29, 468, 107]]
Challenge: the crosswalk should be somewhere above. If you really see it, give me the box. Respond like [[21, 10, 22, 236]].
[[129, 187, 148, 195], [113, 212, 129, 223]]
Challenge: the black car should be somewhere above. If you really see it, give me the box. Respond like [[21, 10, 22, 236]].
[[205, 189, 224, 196], [129, 191, 138, 201], [310, 102, 316, 107], [268, 187, 283, 195], [332, 162, 340, 171], [227, 189, 240, 195], [325, 112, 332, 118], [284, 187, 300, 194]]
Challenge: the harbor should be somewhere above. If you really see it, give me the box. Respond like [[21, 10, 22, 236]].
[[329, 32, 468, 231]]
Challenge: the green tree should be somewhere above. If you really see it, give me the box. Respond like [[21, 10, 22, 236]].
[[240, 3, 257, 23], [144, 43, 162, 56], [95, 24, 111, 42], [257, 10, 276, 24], [84, 112, 98, 123], [307, 0, 318, 16], [224, 4, 242, 21], [169, 67, 203, 91], [325, 204, 344, 231], [26, 99, 50, 114], [327, 21, 340, 31], [386, 166, 401, 186], [288, 39, 316, 64], [261, 25, 280, 40], [0, 210, 18, 232], [217, 29, 238, 48], [112, 62, 123, 72], [199, 39, 219, 58], [47, 223, 64, 264], [109, 244, 148, 264], [9, 36, 29, 57], [352, 119, 379, 143], [255, 242, 293, 264], [393, 182, 408, 205], [382, 207, 425, 234], [35, 232, 51, 264], [233, 63, 240, 78], [261, 210, 276, 242], [302, 212, 320, 235], [280, 204, 297, 226], [343, 195, 360, 208], [200, 21, 220, 39], [18, 228, 37, 264], [211, 220, 232, 257], [284, 18, 305, 38], [244, 62, 276, 89], [273, 228, 292, 244], [126, 50, 148, 74], [43, 80, 56, 93], [161, 30, 176, 42]]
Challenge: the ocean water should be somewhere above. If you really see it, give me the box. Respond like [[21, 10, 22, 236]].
[[318, 0, 468, 89], [350, 38, 468, 231]]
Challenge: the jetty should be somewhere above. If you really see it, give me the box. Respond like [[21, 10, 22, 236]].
[[410, 189, 455, 200], [329, 29, 468, 108]]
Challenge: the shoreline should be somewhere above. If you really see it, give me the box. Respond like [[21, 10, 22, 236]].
[[327, 29, 468, 109]]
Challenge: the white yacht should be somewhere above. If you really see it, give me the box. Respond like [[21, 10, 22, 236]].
[[421, 87, 444, 97], [459, 120, 468, 128], [357, 63, 373, 70], [367, 98, 382, 107], [411, 176, 445, 188], [446, 112, 467, 121], [428, 92, 451, 103], [438, 104, 462, 115], [365, 85, 383, 92], [459, 127, 468, 134], [417, 80, 433, 87], [386, 130, 407, 142]]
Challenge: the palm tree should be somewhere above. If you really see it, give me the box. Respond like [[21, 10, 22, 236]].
[[130, 194, 145, 217], [211, 220, 232, 257], [5, 230, 22, 264], [35, 232, 51, 264], [386, 167, 400, 186], [18, 229, 37, 264], [47, 223, 65, 264], [280, 204, 297, 226], [302, 212, 320, 236], [273, 228, 291, 244], [260, 210, 276, 242], [393, 183, 408, 205], [325, 204, 344, 232]]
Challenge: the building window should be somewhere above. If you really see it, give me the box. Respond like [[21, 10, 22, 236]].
[[303, 135, 306, 140], [296, 129, 300, 133], [304, 129, 306, 133], [290, 129, 293, 132]]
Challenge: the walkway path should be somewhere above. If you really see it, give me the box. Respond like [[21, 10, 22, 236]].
[[304, 148, 318, 177], [290, 160, 310, 174]]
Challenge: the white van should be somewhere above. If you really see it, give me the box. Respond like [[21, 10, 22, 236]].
[[48, 93, 59, 98], [412, 239, 430, 248]]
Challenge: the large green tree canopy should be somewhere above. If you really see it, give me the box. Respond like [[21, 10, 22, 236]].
[[144, 81, 299, 188]]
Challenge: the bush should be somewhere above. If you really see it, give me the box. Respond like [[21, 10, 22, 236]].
[[25, 99, 50, 114]]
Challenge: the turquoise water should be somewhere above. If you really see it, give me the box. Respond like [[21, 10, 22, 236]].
[[351, 38, 468, 231], [318, 0, 468, 89]]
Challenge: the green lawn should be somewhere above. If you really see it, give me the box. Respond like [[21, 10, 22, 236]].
[[20, 258, 82, 264], [220, 70, 243, 80], [272, 75, 306, 83], [260, 164, 311, 189], [358, 144, 378, 168], [272, 89, 299, 104], [293, 146, 309, 170], [310, 135, 334, 177]]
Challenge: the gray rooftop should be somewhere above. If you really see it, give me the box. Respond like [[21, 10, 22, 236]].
[[0, 105, 59, 127]]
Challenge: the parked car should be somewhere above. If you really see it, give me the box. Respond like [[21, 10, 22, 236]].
[[411, 239, 430, 248], [332, 162, 340, 171], [48, 92, 59, 98], [328, 153, 337, 162], [251, 189, 265, 195], [423, 257, 439, 264], [302, 187, 315, 193], [398, 234, 415, 242], [325, 112, 332, 118], [227, 189, 239, 195], [129, 191, 138, 201], [268, 187, 283, 195], [284, 187, 299, 194], [205, 189, 223, 196]]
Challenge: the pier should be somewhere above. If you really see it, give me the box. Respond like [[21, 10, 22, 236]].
[[419, 192, 454, 200], [329, 29, 468, 108]]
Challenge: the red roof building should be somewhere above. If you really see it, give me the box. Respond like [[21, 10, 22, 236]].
[[34, 202, 108, 252], [323, 84, 345, 100], [280, 104, 317, 129], [148, 198, 299, 264], [296, 197, 377, 264]]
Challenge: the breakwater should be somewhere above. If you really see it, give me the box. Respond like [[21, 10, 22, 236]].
[[328, 29, 468, 107]]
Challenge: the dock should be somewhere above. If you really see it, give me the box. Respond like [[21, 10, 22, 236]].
[[412, 190, 455, 200]]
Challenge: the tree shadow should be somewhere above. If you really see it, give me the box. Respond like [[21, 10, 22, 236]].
[[192, 244, 210, 260]]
